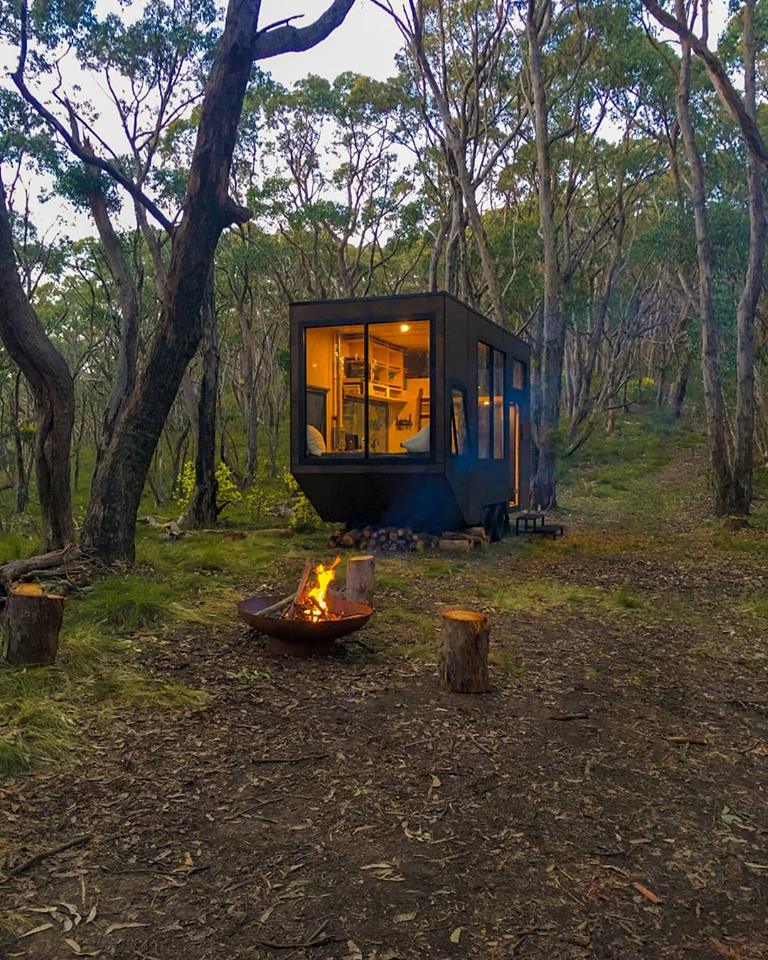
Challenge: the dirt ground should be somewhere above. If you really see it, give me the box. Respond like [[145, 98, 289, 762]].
[[2, 474, 768, 959]]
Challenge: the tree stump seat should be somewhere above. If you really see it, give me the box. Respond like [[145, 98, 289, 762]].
[[438, 609, 490, 694], [3, 583, 64, 666]]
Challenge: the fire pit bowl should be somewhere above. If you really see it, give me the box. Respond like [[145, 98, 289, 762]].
[[237, 595, 373, 657]]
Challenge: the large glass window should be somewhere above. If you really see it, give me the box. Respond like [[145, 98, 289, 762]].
[[369, 321, 430, 456], [478, 342, 505, 461], [305, 324, 365, 456], [304, 320, 431, 458]]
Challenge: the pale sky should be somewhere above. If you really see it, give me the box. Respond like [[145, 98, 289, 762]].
[[1, 0, 733, 240]]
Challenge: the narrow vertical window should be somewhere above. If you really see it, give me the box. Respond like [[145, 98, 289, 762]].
[[450, 388, 468, 456], [493, 349, 505, 460], [478, 343, 491, 459], [513, 359, 526, 391]]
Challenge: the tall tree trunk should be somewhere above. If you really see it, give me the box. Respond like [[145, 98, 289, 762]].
[[727, 0, 766, 514], [12, 371, 29, 513], [669, 350, 690, 419], [87, 186, 140, 456], [80, 0, 355, 561], [0, 182, 75, 550], [187, 272, 219, 527], [675, 5, 731, 515], [528, 1, 563, 510], [237, 310, 259, 485]]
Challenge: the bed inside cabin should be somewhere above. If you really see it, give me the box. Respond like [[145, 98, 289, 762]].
[[304, 320, 431, 458]]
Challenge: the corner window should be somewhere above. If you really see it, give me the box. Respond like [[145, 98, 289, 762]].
[[304, 320, 431, 458], [477, 342, 505, 460], [450, 388, 468, 456]]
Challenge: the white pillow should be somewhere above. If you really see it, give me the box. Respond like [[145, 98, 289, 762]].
[[307, 425, 326, 455], [402, 424, 430, 454]]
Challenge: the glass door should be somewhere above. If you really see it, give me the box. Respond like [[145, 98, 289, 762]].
[[509, 403, 520, 505]]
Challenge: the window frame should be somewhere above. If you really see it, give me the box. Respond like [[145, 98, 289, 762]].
[[450, 386, 469, 457], [477, 340, 506, 461], [300, 314, 436, 465]]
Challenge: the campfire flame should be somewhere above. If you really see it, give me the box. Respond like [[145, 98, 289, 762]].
[[297, 556, 341, 622]]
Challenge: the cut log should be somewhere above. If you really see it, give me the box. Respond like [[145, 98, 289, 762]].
[[4, 583, 65, 666], [346, 555, 375, 606], [439, 538, 472, 552], [438, 609, 490, 694]]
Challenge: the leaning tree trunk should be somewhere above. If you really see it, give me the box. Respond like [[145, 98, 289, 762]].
[[12, 371, 30, 513], [87, 184, 140, 460], [727, 0, 766, 515], [527, 5, 564, 511], [79, 0, 354, 561], [676, 15, 732, 515], [187, 272, 219, 528], [0, 182, 75, 551]]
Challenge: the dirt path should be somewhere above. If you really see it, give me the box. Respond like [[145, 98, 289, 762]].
[[2, 479, 768, 958]]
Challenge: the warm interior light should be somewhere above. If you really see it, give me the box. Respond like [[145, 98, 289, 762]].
[[400, 323, 410, 333]]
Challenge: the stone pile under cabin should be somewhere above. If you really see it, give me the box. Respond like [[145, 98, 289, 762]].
[[290, 292, 532, 544]]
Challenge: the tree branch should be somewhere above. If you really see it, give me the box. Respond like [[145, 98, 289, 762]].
[[253, 0, 355, 59], [640, 0, 768, 165]]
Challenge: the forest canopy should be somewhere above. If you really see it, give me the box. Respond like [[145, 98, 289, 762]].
[[0, 0, 766, 563]]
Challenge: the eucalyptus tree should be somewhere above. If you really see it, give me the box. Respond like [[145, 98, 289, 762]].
[[0, 90, 75, 550], [374, 0, 525, 324], [641, 0, 767, 514], [4, 0, 355, 563]]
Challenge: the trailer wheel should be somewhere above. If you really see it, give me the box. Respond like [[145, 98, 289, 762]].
[[484, 504, 506, 543], [492, 503, 507, 542], [483, 506, 495, 542]]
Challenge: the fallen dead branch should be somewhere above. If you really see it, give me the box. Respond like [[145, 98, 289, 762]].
[[0, 544, 83, 586], [252, 919, 342, 951], [1, 834, 91, 883], [250, 753, 330, 766]]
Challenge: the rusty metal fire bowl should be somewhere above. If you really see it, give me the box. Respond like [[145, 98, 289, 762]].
[[237, 595, 373, 657]]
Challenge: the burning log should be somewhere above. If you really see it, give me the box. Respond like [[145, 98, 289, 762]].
[[345, 555, 375, 606], [284, 556, 342, 623], [438, 609, 490, 694], [3, 583, 64, 666]]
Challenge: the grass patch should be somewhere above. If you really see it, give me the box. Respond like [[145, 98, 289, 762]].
[[0, 623, 204, 777], [0, 532, 38, 564], [137, 528, 294, 582], [376, 607, 436, 661], [468, 577, 601, 614], [559, 411, 703, 527], [606, 584, 645, 610], [69, 576, 182, 632]]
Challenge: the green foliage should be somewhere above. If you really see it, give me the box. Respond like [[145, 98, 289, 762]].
[[281, 470, 321, 532], [176, 461, 242, 512]]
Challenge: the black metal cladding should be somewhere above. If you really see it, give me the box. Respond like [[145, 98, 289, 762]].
[[290, 292, 531, 530]]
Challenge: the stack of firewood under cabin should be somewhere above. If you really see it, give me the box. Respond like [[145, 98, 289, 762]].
[[329, 525, 489, 553]]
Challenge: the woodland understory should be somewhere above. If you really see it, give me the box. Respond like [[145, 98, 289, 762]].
[[1, 415, 767, 960]]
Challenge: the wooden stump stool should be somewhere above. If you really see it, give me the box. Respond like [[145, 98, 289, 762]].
[[438, 608, 490, 693], [3, 583, 64, 666], [346, 555, 375, 606]]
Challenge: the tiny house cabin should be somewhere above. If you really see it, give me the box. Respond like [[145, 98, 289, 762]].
[[290, 292, 531, 540]]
